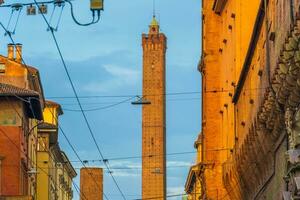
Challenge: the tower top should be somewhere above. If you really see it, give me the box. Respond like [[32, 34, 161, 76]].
[[150, 16, 159, 26], [149, 16, 159, 34]]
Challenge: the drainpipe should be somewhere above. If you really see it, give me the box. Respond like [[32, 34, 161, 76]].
[[290, 0, 295, 24], [27, 121, 43, 200]]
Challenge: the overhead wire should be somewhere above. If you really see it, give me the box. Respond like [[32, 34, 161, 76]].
[[0, 0, 56, 8], [59, 97, 201, 106], [62, 148, 232, 164], [47, 91, 202, 99], [65, 0, 100, 26], [62, 96, 136, 112], [45, 86, 271, 102], [70, 151, 198, 163], [0, 163, 194, 170], [132, 192, 196, 200], [53, 2, 65, 31]]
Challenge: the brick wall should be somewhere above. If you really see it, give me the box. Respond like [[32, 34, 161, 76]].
[[80, 168, 103, 200]]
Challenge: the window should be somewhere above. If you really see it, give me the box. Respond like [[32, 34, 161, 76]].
[[37, 136, 48, 151], [0, 63, 5, 74], [213, 0, 228, 14]]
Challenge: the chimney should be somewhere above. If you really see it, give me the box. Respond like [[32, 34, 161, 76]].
[[7, 43, 14, 60], [15, 43, 22, 63]]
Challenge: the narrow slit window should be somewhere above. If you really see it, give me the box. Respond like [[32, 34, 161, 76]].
[[0, 63, 5, 74]]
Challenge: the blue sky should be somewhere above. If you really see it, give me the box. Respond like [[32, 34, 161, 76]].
[[0, 0, 201, 199]]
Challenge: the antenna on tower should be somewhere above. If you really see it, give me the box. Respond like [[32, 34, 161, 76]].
[[153, 0, 156, 18]]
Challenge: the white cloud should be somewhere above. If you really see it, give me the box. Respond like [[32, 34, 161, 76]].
[[83, 64, 140, 93], [168, 186, 185, 194], [167, 161, 193, 167], [167, 186, 186, 200], [110, 171, 140, 177]]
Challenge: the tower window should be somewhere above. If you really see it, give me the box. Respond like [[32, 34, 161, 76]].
[[0, 63, 5, 74], [152, 27, 156, 32]]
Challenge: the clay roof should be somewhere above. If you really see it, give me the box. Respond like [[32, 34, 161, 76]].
[[0, 83, 39, 97], [185, 163, 202, 193], [45, 100, 63, 115], [0, 83, 43, 120], [38, 122, 57, 130]]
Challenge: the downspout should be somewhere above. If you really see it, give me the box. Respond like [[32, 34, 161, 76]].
[[27, 120, 43, 200], [290, 0, 295, 24]]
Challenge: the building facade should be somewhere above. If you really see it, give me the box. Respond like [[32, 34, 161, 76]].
[[37, 100, 76, 200], [195, 0, 300, 199], [185, 134, 203, 200], [0, 44, 75, 200], [142, 16, 167, 200], [0, 44, 44, 199]]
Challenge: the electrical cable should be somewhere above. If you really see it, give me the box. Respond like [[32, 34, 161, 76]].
[[59, 97, 201, 106], [6, 9, 14, 32], [46, 86, 273, 100], [69, 151, 197, 163], [12, 8, 22, 34], [62, 96, 136, 112], [0, 1, 56, 8], [33, 1, 127, 198], [48, 91, 202, 99], [63, 148, 232, 164], [65, 0, 100, 26], [0, 0, 101, 28], [132, 192, 197, 200], [53, 3, 65, 31], [48, 2, 56, 25], [73, 181, 88, 200], [0, 164, 194, 170]]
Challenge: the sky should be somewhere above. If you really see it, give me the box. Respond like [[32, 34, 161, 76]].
[[0, 0, 201, 199]]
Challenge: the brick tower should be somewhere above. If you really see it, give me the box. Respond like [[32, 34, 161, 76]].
[[142, 16, 167, 200], [80, 168, 103, 200]]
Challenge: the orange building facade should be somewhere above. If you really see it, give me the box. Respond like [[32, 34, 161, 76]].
[[0, 44, 75, 200], [0, 44, 44, 199], [141, 17, 167, 200], [194, 0, 300, 199]]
